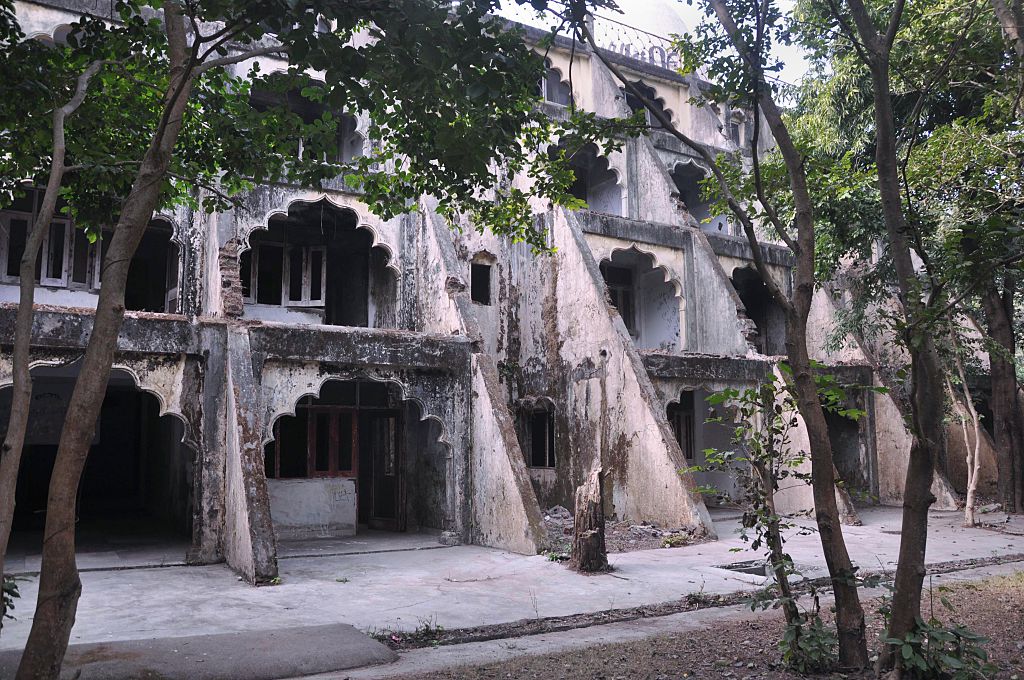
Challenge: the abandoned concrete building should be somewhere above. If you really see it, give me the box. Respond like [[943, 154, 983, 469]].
[[1, 0, 990, 584]]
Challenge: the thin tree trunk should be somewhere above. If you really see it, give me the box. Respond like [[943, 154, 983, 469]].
[[991, 0, 1024, 59], [786, 333, 868, 667], [842, 0, 945, 662], [945, 321, 983, 526], [983, 279, 1024, 513], [15, 7, 193, 676], [579, 10, 867, 668], [752, 460, 801, 627], [0, 60, 106, 609]]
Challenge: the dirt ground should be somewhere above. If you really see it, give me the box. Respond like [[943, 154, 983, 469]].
[[389, 573, 1024, 680], [543, 506, 709, 555]]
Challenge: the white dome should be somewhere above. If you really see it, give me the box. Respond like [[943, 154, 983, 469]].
[[497, 0, 690, 39], [596, 0, 690, 38]]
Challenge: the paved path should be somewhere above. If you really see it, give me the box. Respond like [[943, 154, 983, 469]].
[[0, 624, 395, 680], [312, 560, 1024, 680], [1, 507, 1022, 678]]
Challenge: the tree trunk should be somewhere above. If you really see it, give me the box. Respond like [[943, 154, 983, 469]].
[[15, 8, 193, 676], [786, 330, 868, 668], [983, 279, 1024, 513], [946, 330, 983, 527], [837, 7, 944, 658], [570, 468, 608, 573], [0, 60, 106, 609], [0, 212, 48, 605], [752, 461, 801, 627]]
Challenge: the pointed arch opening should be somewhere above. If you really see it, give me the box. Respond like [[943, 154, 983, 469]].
[[240, 199, 398, 328], [539, 59, 573, 106], [264, 379, 451, 538], [599, 247, 681, 351], [3, 362, 196, 570]]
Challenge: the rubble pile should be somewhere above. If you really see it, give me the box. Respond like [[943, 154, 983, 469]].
[[542, 506, 707, 555]]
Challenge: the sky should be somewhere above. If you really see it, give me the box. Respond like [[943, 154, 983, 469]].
[[496, 0, 811, 88]]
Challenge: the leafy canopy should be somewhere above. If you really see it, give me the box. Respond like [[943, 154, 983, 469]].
[[1, 0, 637, 252]]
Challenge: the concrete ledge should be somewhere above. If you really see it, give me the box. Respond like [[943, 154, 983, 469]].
[[642, 352, 771, 382], [249, 323, 473, 371], [0, 306, 202, 354], [704, 231, 795, 268], [0, 624, 396, 680]]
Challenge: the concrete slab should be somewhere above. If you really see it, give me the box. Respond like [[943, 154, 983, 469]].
[[6, 521, 189, 575], [0, 624, 396, 680], [1, 507, 1022, 663], [278, 531, 448, 559]]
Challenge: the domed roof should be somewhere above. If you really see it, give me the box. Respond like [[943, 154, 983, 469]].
[[596, 0, 690, 38], [497, 0, 690, 38]]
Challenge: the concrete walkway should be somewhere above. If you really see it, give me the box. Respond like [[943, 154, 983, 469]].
[[1, 508, 1022, 672], [0, 624, 396, 680], [321, 560, 1024, 680]]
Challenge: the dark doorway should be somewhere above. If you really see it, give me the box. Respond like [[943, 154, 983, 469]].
[[5, 366, 194, 568], [124, 222, 179, 313], [826, 411, 871, 498], [731, 267, 787, 355], [359, 411, 402, 530]]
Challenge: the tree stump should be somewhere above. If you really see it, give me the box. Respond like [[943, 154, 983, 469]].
[[570, 468, 608, 572]]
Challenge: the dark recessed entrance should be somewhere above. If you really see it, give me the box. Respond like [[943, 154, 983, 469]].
[[266, 380, 448, 535]]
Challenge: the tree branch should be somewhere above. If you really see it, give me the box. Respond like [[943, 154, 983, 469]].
[[194, 44, 290, 74]]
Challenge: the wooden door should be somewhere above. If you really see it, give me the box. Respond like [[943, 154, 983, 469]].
[[364, 412, 404, 531]]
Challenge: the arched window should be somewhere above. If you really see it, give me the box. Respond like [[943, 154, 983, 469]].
[[599, 248, 680, 351], [249, 81, 363, 164], [553, 143, 623, 216], [671, 163, 730, 233], [621, 80, 671, 129], [240, 200, 397, 328], [539, 59, 572, 106]]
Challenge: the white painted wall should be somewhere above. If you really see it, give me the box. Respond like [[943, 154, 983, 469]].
[[267, 478, 357, 539]]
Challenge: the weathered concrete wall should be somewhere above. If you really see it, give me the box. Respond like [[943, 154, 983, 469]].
[[267, 478, 357, 539], [944, 402, 999, 496], [416, 203, 467, 336], [524, 210, 711, 529], [469, 357, 545, 553], [421, 201, 546, 553]]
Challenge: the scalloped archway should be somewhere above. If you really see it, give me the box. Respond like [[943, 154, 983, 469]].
[[599, 245, 683, 351], [263, 374, 456, 535], [240, 198, 400, 328], [4, 362, 198, 564]]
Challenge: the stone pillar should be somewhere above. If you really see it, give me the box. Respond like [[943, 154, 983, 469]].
[[222, 325, 278, 582]]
